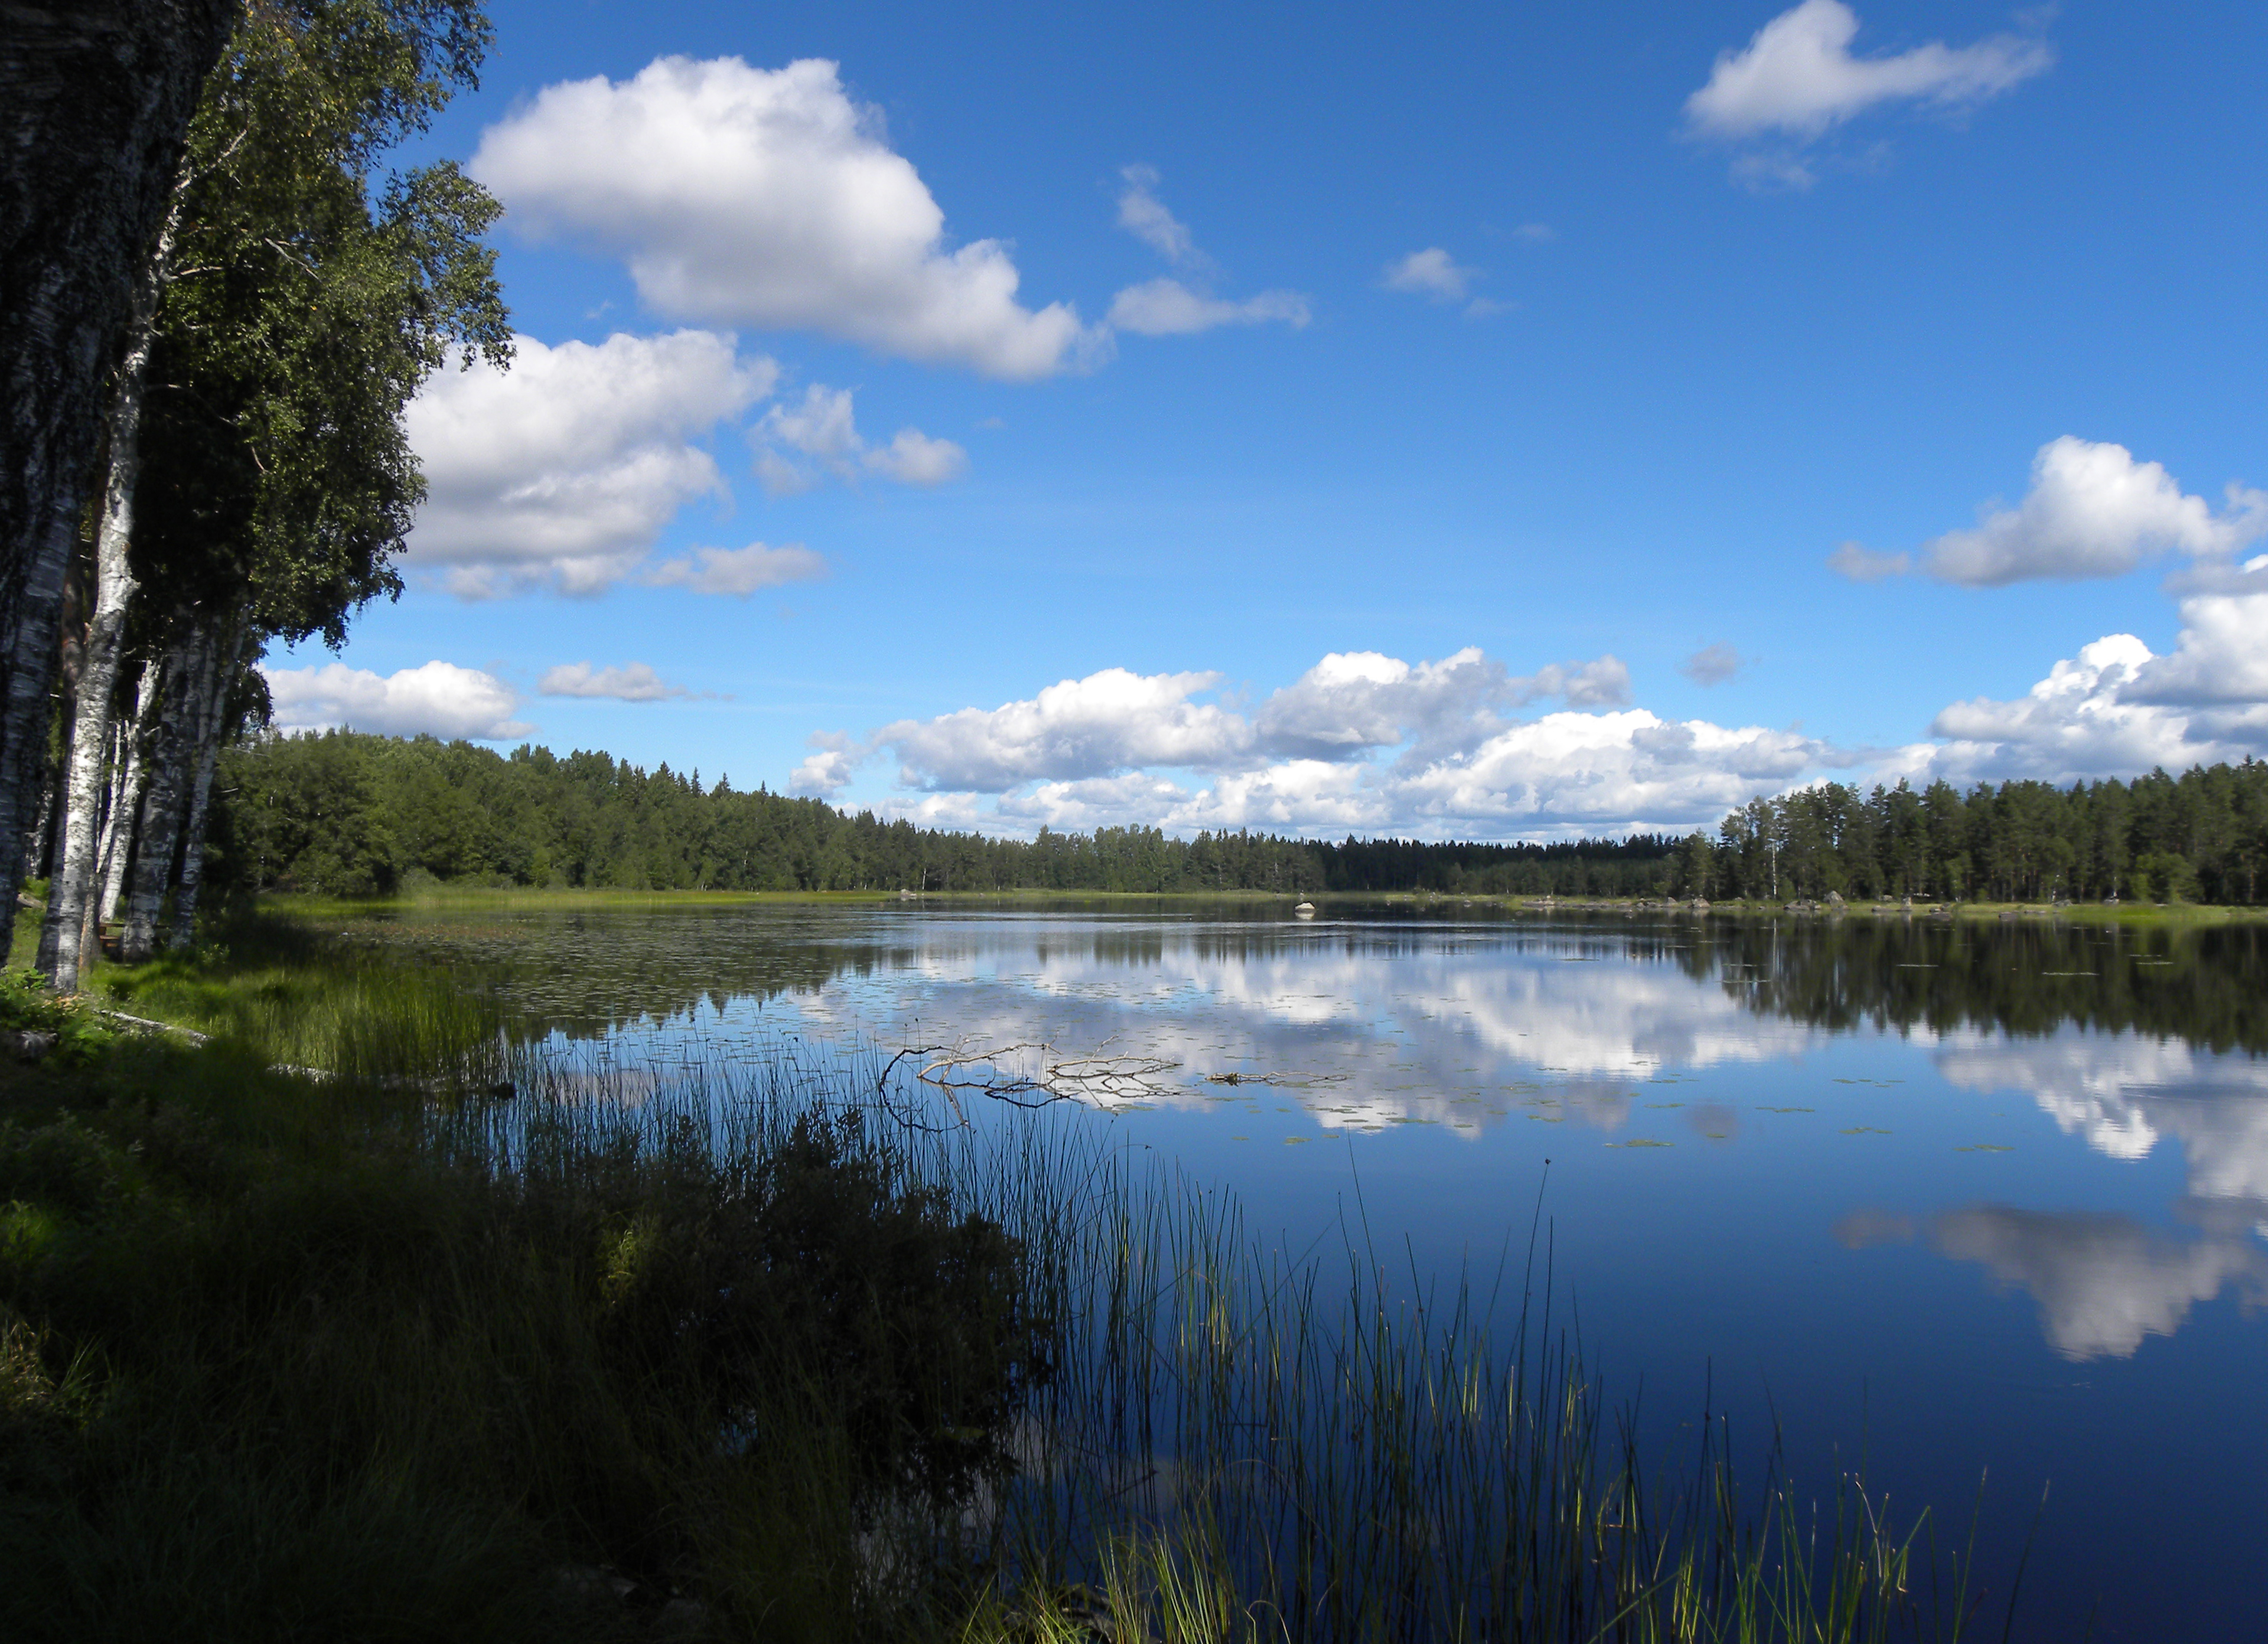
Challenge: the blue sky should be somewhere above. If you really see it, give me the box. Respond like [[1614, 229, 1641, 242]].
[[264, 0, 2268, 839]]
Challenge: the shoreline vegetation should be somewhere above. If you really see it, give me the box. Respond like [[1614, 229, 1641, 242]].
[[201, 730, 2268, 915], [0, 909, 2023, 1641]]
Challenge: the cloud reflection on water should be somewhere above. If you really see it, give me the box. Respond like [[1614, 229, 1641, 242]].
[[1935, 1031, 2268, 1202], [786, 926, 1824, 1138], [1930, 1205, 2268, 1361]]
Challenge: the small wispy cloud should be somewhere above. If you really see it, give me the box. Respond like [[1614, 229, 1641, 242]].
[[1109, 165, 1309, 339], [537, 661, 689, 702], [1686, 1, 2052, 188], [643, 542, 830, 597]]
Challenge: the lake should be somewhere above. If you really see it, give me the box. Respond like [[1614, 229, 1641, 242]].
[[354, 898, 2268, 1640]]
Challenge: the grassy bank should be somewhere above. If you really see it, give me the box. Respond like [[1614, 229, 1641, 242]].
[[0, 914, 2010, 1640]]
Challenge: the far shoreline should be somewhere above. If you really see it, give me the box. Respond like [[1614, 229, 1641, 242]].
[[243, 883, 2268, 927]]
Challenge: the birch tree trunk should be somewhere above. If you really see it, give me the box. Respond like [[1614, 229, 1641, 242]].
[[90, 661, 157, 945], [37, 206, 174, 993], [0, 1, 239, 928], [119, 619, 207, 961], [165, 615, 243, 952]]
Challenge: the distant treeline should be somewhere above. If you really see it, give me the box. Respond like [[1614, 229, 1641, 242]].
[[208, 731, 1677, 897], [1676, 762, 2268, 905], [210, 730, 2268, 905]]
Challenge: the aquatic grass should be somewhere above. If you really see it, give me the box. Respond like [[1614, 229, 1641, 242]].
[[87, 906, 514, 1090], [964, 1135, 1984, 1644]]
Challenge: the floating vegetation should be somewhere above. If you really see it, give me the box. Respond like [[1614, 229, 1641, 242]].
[[1956, 1144, 2015, 1153], [1613, 1138, 1674, 1148], [1758, 1105, 1816, 1114], [1202, 1067, 1350, 1091], [1839, 1127, 1894, 1136]]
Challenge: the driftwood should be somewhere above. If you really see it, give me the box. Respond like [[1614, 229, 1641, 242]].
[[876, 1037, 1184, 1124], [873, 1036, 1346, 1126]]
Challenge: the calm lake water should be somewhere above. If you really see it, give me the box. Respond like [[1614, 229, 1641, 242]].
[[363, 899, 2268, 1640]]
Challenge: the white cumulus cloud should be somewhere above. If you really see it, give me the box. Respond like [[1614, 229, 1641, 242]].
[[641, 542, 830, 597], [263, 660, 533, 741], [537, 661, 688, 702], [470, 56, 1099, 379], [1919, 437, 2265, 586], [1389, 710, 1825, 832], [1680, 643, 1744, 687], [789, 731, 863, 796], [1116, 164, 1207, 270], [1887, 575, 2268, 787], [1253, 648, 1510, 761], [1826, 541, 1911, 581], [865, 427, 969, 485], [2124, 562, 2268, 706], [810, 648, 1845, 839], [881, 668, 1252, 792], [405, 331, 774, 597]]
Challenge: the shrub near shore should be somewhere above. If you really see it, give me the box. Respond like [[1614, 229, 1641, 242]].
[[0, 974, 1045, 1639]]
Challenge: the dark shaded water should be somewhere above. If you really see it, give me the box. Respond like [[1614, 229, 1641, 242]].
[[359, 901, 2268, 1639]]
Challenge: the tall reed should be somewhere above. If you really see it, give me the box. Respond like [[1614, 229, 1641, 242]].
[[460, 1035, 1991, 1642]]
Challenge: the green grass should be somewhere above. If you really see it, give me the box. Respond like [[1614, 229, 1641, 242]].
[[0, 915, 2012, 1641]]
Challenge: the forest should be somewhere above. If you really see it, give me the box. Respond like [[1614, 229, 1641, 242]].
[[208, 728, 2268, 906], [204, 728, 1680, 897], [1676, 759, 2268, 906]]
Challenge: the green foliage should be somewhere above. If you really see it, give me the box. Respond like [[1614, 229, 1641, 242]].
[[0, 971, 117, 1065], [637, 1110, 1050, 1509], [0, 1033, 1051, 1638], [208, 731, 2268, 908], [209, 729, 1683, 898], [132, 0, 509, 649], [1680, 761, 2268, 906]]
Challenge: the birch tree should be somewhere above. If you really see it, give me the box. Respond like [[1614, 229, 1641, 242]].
[[0, 2, 241, 932], [38, 0, 507, 978]]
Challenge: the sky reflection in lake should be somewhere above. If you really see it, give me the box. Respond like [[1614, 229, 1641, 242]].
[[365, 902, 2268, 1638]]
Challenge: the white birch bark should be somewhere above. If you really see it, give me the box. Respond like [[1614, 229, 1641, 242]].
[[90, 661, 156, 944], [120, 619, 205, 961], [37, 204, 171, 991], [0, 0, 237, 927], [165, 614, 242, 951]]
